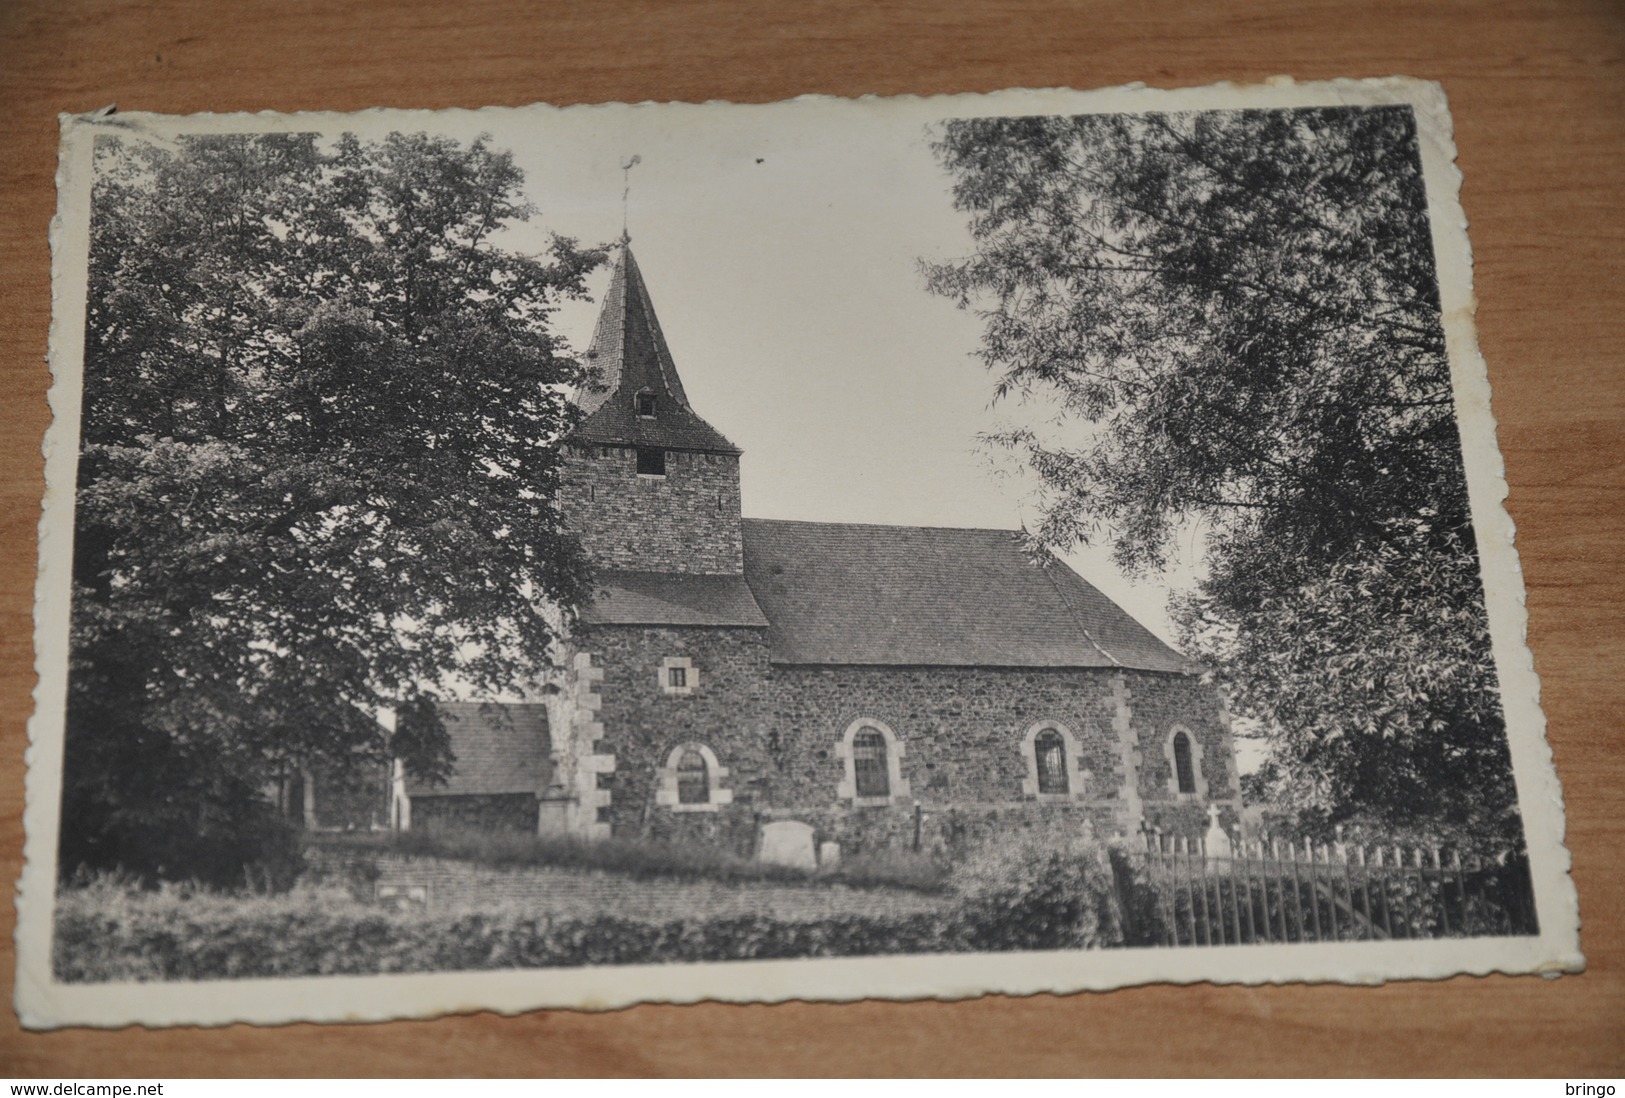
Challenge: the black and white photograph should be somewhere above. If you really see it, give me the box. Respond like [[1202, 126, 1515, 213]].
[[17, 80, 1581, 1028]]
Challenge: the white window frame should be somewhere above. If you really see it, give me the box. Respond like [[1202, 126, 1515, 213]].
[[1163, 724, 1208, 800], [655, 742, 732, 813], [1020, 719, 1089, 802], [835, 717, 910, 807], [659, 656, 695, 696]]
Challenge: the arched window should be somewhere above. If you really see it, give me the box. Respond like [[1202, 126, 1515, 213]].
[[852, 729, 889, 798], [676, 747, 708, 805], [1173, 731, 1196, 794], [837, 718, 909, 806], [1161, 725, 1208, 799], [656, 743, 732, 813], [1034, 729, 1069, 794], [1020, 720, 1085, 801]]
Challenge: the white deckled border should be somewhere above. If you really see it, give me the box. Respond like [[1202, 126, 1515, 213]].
[[16, 78, 1583, 1030]]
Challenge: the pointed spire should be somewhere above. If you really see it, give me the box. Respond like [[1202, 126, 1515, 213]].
[[571, 243, 739, 454]]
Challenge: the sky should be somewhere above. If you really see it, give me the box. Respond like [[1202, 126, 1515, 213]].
[[449, 96, 1203, 648]]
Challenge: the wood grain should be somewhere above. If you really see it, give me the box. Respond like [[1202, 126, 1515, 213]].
[[2, 0, 1621, 1076]]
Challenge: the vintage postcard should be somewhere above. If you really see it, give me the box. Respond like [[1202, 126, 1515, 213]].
[[17, 78, 1582, 1029]]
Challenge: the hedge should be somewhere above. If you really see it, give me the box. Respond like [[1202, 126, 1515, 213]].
[[55, 826, 1125, 981], [53, 884, 971, 981]]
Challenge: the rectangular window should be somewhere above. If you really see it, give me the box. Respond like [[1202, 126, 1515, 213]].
[[660, 656, 695, 695], [636, 447, 666, 476]]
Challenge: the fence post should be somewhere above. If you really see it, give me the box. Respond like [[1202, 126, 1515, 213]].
[[1432, 845, 1450, 936], [1321, 841, 1339, 941], [1353, 842, 1369, 940], [1304, 838, 1323, 942], [1198, 835, 1216, 945], [1228, 827, 1245, 945], [1271, 837, 1289, 941], [1286, 839, 1306, 942], [1339, 840, 1360, 941], [1148, 829, 1164, 947], [1389, 844, 1409, 938], [1418, 847, 1433, 937], [1376, 845, 1396, 938], [1247, 835, 1264, 944], [1451, 848, 1471, 936]]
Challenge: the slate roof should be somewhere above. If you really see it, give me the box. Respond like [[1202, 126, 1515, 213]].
[[403, 701, 553, 797], [580, 570, 769, 628], [740, 518, 1193, 673], [570, 245, 741, 455]]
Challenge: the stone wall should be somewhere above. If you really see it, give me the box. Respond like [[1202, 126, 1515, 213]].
[[764, 664, 1130, 811], [753, 664, 1141, 855], [573, 633, 1237, 854], [559, 443, 743, 574], [579, 623, 772, 853], [409, 793, 538, 834], [1120, 669, 1242, 836]]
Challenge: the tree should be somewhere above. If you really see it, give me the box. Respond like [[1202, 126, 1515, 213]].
[[64, 131, 603, 885], [927, 106, 1518, 845]]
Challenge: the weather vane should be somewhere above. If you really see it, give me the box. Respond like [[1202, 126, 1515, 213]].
[[620, 154, 641, 242]]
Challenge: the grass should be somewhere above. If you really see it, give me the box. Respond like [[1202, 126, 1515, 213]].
[[52, 830, 1123, 980], [52, 874, 974, 981], [310, 827, 951, 894]]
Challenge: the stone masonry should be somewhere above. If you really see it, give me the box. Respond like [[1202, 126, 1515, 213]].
[[554, 636, 1239, 856], [558, 444, 743, 574]]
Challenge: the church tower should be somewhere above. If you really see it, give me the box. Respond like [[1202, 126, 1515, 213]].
[[559, 243, 744, 574]]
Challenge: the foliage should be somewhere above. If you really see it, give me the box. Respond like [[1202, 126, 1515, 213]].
[[65, 131, 604, 886], [53, 877, 967, 981], [1104, 841, 1170, 948], [316, 828, 952, 893], [829, 848, 951, 893], [952, 823, 1122, 950], [927, 107, 1517, 841]]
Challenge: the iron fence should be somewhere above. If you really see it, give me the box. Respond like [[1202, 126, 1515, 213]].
[[1112, 831, 1538, 946]]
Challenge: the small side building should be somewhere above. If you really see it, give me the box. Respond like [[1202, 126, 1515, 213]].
[[393, 702, 558, 835]]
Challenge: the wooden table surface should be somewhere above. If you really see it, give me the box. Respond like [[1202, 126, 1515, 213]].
[[2, 0, 1621, 1077]]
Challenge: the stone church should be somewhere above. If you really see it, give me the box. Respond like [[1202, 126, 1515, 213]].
[[380, 243, 1241, 858]]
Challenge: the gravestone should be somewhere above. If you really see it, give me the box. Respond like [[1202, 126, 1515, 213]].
[[376, 883, 429, 912], [536, 791, 570, 836], [818, 840, 842, 871], [759, 820, 817, 870]]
